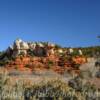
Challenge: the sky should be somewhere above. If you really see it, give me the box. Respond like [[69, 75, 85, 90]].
[[0, 0, 100, 51]]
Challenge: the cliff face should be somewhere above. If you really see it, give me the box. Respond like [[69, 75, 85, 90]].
[[0, 39, 87, 74]]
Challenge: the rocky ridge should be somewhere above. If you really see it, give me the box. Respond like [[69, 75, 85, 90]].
[[0, 39, 87, 74]]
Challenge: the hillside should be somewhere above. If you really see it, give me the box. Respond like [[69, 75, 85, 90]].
[[0, 39, 89, 75], [0, 39, 100, 100]]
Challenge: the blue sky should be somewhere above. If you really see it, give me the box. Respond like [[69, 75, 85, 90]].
[[0, 0, 100, 51]]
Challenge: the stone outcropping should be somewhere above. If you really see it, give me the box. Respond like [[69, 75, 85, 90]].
[[13, 39, 29, 56], [6, 39, 83, 58], [7, 39, 29, 57], [6, 39, 57, 57]]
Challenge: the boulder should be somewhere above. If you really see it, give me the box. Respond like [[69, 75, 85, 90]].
[[13, 38, 22, 50], [20, 41, 29, 50], [12, 39, 29, 56], [69, 48, 74, 54], [58, 49, 63, 53], [47, 48, 55, 56], [34, 47, 47, 57], [47, 43, 55, 48], [37, 43, 44, 47], [79, 49, 83, 55]]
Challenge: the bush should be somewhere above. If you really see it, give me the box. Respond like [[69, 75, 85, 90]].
[[24, 79, 78, 100], [27, 49, 35, 57], [25, 64, 30, 68], [0, 70, 99, 100], [47, 60, 54, 68], [0, 60, 10, 66]]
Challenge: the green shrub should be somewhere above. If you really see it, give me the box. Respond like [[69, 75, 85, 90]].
[[27, 49, 35, 57], [25, 64, 30, 68]]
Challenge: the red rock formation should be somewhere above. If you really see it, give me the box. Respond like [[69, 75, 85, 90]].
[[4, 54, 86, 75]]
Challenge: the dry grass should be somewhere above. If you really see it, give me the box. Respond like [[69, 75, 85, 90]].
[[0, 68, 100, 100]]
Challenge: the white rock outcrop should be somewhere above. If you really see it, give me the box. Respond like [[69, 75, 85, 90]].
[[6, 39, 84, 57], [79, 49, 83, 55], [58, 49, 63, 54], [69, 48, 74, 54], [12, 39, 29, 56]]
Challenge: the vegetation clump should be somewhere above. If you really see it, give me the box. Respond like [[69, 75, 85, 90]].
[[0, 70, 99, 100]]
